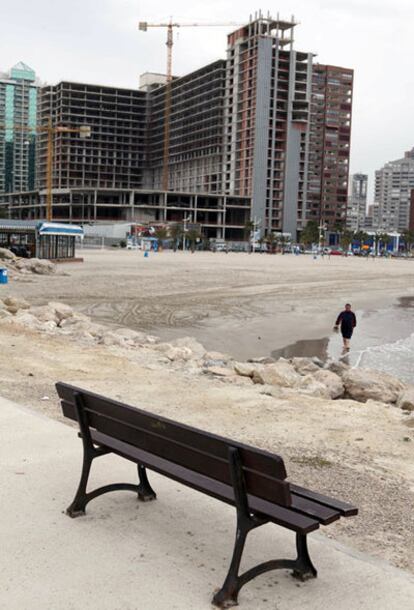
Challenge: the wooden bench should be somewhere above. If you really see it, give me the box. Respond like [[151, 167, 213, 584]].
[[56, 382, 358, 607]]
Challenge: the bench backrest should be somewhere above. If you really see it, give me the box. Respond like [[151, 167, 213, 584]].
[[56, 382, 292, 507]]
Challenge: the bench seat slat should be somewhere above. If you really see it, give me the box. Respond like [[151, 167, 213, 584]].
[[289, 494, 340, 525], [91, 430, 320, 535], [290, 483, 358, 517]]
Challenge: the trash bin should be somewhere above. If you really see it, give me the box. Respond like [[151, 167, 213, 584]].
[[0, 268, 8, 284]]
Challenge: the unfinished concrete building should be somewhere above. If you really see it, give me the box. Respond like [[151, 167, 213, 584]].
[[1, 14, 354, 242], [143, 60, 226, 194], [306, 64, 353, 229], [224, 17, 312, 237]]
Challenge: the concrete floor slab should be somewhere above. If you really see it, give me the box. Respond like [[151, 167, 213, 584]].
[[1, 397, 414, 610]]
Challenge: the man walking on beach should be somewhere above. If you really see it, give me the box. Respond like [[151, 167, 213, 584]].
[[334, 303, 357, 351]]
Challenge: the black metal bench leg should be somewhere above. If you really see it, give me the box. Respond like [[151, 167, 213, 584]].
[[292, 533, 317, 580], [66, 446, 94, 518], [212, 519, 250, 608], [66, 392, 139, 517], [137, 464, 157, 501]]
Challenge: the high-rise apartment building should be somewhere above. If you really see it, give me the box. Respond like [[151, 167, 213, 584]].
[[223, 18, 312, 236], [1, 15, 353, 240], [375, 148, 414, 231], [346, 173, 368, 230], [0, 62, 38, 193], [307, 64, 353, 229]]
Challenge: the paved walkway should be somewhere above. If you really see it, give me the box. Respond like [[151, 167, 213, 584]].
[[1, 396, 414, 610]]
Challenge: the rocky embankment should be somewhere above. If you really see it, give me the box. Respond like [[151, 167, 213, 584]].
[[1, 294, 413, 413], [0, 247, 58, 279]]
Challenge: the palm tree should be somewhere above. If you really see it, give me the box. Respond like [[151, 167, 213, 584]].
[[401, 229, 414, 253], [376, 232, 392, 255], [186, 228, 201, 253], [300, 221, 319, 247], [169, 223, 183, 252], [265, 232, 278, 254], [154, 226, 168, 251], [244, 220, 255, 253], [339, 229, 354, 255], [277, 233, 289, 254]]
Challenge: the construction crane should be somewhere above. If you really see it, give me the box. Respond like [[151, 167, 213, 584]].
[[139, 20, 242, 191], [0, 119, 90, 221]]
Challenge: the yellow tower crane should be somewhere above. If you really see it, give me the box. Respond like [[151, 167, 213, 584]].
[[0, 120, 91, 221], [139, 20, 242, 191]]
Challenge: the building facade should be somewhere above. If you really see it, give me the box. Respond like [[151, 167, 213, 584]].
[[346, 173, 368, 230], [143, 61, 226, 195], [1, 15, 353, 242], [36, 81, 147, 192], [223, 18, 312, 237], [0, 62, 38, 193], [375, 148, 414, 231], [307, 64, 353, 230]]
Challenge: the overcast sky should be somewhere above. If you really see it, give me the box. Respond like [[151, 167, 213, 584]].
[[1, 0, 413, 201]]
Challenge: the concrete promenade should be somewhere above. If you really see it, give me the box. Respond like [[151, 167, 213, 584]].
[[1, 396, 414, 610]]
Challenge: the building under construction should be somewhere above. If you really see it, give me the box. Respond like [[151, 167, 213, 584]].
[[0, 13, 353, 241]]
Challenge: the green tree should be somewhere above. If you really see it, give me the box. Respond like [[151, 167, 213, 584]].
[[244, 220, 255, 252], [401, 230, 414, 252], [276, 233, 289, 254], [154, 226, 168, 251], [354, 230, 369, 246], [265, 232, 278, 254], [300, 221, 319, 247], [376, 232, 391, 254], [339, 229, 354, 255], [169, 223, 183, 252], [186, 228, 201, 253]]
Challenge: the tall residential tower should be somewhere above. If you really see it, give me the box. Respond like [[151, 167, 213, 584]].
[[0, 62, 38, 193]]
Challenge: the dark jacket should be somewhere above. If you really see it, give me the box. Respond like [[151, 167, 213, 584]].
[[335, 310, 356, 329]]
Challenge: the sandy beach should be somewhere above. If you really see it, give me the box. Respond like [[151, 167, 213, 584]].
[[1, 250, 414, 575], [6, 249, 414, 359]]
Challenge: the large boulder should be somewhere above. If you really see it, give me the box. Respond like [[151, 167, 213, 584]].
[[0, 247, 16, 261], [291, 357, 320, 375], [165, 346, 193, 362], [15, 258, 56, 275], [233, 361, 258, 377], [312, 369, 344, 399], [295, 375, 331, 399], [397, 387, 414, 412], [3, 295, 30, 314], [28, 305, 59, 324], [252, 361, 302, 387], [170, 336, 206, 359], [48, 301, 74, 323], [11, 311, 43, 329], [325, 359, 350, 376], [343, 368, 406, 403]]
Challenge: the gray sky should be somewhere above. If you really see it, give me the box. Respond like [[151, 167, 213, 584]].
[[1, 0, 413, 202]]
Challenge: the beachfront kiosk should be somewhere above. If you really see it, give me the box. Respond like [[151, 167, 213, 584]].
[[0, 219, 83, 260]]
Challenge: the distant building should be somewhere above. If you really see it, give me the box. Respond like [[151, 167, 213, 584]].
[[0, 62, 38, 193], [307, 64, 353, 230], [347, 173, 368, 230], [375, 148, 414, 231]]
